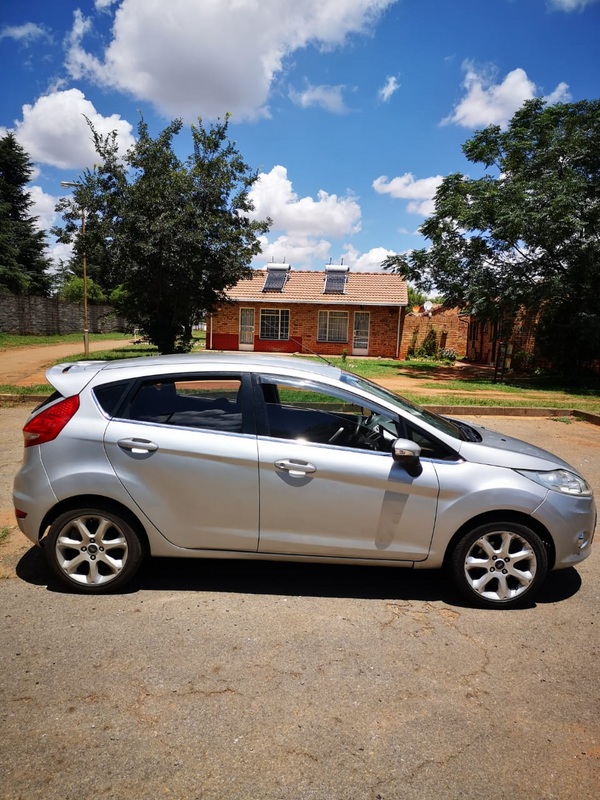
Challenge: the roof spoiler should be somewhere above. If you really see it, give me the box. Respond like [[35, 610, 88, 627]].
[[45, 361, 108, 396]]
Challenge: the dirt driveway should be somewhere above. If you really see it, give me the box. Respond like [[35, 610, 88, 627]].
[[1, 405, 599, 800], [0, 338, 129, 386]]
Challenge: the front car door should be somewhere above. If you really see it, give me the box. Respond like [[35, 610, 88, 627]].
[[103, 372, 259, 550], [253, 375, 441, 561]]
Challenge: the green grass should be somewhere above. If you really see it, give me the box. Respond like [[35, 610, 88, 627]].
[[304, 355, 406, 379], [54, 344, 160, 364], [0, 527, 11, 546], [420, 379, 548, 394], [399, 392, 600, 413], [0, 384, 52, 395], [0, 332, 131, 350]]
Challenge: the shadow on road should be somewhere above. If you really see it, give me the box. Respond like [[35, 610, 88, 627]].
[[16, 545, 582, 608]]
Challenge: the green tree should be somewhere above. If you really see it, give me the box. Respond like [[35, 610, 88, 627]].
[[60, 275, 107, 304], [0, 132, 51, 295], [383, 99, 600, 374], [407, 283, 427, 308], [53, 116, 270, 353]]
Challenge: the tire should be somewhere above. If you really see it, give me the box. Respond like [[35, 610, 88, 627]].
[[45, 507, 144, 594], [449, 521, 548, 609]]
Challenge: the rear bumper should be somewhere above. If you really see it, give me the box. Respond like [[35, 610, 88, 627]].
[[13, 448, 57, 545]]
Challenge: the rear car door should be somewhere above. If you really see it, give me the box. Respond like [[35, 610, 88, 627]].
[[103, 373, 259, 550], [254, 375, 441, 561]]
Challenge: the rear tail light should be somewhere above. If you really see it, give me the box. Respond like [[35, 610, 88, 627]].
[[23, 395, 80, 447]]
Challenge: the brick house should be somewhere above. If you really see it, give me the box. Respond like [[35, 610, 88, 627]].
[[208, 263, 408, 358], [398, 303, 468, 359], [465, 308, 540, 368]]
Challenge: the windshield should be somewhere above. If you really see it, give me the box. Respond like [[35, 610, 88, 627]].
[[340, 371, 465, 440]]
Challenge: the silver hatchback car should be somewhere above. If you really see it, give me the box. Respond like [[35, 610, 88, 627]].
[[13, 353, 595, 608]]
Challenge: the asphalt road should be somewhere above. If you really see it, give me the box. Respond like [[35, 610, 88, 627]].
[[1, 407, 599, 800]]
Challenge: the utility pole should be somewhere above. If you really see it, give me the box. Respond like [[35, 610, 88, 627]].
[[60, 181, 89, 358]]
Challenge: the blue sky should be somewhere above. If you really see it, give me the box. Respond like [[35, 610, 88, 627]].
[[1, 0, 599, 271]]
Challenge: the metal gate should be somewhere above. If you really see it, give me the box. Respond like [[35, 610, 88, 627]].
[[239, 308, 255, 350], [352, 311, 369, 355]]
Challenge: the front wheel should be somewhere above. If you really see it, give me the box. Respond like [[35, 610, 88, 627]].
[[45, 507, 144, 593], [449, 522, 548, 609]]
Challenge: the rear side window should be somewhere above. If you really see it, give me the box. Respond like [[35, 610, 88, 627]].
[[128, 376, 243, 433], [94, 382, 131, 417]]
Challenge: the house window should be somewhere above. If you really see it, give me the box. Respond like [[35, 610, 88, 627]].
[[318, 311, 348, 343], [260, 308, 290, 340]]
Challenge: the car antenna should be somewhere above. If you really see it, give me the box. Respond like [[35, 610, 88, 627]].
[[287, 337, 335, 367]]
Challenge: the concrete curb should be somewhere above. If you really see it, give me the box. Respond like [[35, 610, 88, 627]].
[[2, 393, 599, 426]]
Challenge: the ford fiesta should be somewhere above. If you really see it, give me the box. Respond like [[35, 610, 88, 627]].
[[13, 353, 595, 608]]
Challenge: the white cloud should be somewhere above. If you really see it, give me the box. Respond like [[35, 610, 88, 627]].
[[11, 89, 135, 170], [544, 81, 572, 104], [47, 240, 74, 267], [289, 83, 349, 114], [443, 64, 536, 128], [249, 166, 363, 268], [548, 0, 599, 9], [378, 75, 400, 103], [373, 173, 443, 201], [406, 199, 436, 216], [257, 234, 332, 270], [65, 0, 396, 120], [442, 63, 571, 129], [95, 0, 120, 9], [249, 166, 361, 237], [28, 186, 60, 233], [0, 22, 51, 44], [342, 245, 395, 272], [373, 173, 442, 216]]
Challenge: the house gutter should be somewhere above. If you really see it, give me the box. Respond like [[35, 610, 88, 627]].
[[223, 299, 407, 307]]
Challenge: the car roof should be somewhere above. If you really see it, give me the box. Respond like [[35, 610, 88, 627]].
[[101, 352, 340, 377], [46, 352, 342, 396]]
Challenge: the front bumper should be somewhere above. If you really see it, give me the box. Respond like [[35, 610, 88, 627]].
[[533, 490, 596, 568]]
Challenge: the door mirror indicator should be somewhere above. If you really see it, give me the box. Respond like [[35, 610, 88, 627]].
[[392, 439, 422, 475]]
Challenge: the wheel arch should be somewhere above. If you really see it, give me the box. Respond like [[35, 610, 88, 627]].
[[442, 510, 556, 570], [39, 495, 150, 556]]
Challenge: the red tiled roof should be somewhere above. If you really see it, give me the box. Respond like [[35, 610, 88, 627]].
[[225, 270, 408, 306]]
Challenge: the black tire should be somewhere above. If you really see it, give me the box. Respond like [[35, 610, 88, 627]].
[[45, 507, 144, 594], [449, 521, 548, 609]]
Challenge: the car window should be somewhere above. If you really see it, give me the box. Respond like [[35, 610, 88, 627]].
[[94, 381, 130, 417], [128, 377, 243, 433], [340, 371, 466, 440], [404, 421, 459, 461], [258, 377, 400, 453]]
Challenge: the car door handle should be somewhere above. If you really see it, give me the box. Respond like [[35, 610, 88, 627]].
[[117, 438, 159, 454], [274, 459, 316, 477]]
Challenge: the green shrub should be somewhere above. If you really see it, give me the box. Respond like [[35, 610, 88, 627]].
[[416, 328, 437, 358]]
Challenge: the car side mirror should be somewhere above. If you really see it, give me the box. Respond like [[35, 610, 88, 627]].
[[392, 438, 422, 475]]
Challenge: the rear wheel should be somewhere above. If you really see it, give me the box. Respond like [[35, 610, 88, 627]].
[[46, 507, 144, 593], [449, 522, 548, 609]]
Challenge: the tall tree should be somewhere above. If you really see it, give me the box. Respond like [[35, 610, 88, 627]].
[[53, 116, 270, 353], [0, 132, 51, 295], [383, 99, 600, 374]]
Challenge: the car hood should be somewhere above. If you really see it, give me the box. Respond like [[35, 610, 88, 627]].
[[455, 421, 581, 474]]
